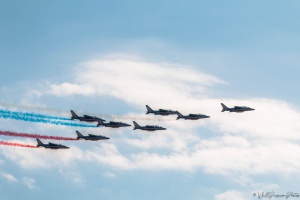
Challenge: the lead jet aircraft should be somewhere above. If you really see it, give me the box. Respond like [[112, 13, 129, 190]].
[[97, 120, 131, 128], [221, 103, 255, 113], [76, 130, 110, 141], [176, 112, 210, 120], [133, 121, 167, 131], [70, 110, 106, 122], [36, 139, 69, 149], [146, 105, 177, 116]]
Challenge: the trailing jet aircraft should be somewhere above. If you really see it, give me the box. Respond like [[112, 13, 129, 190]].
[[176, 112, 210, 120], [221, 103, 255, 113], [97, 120, 131, 128], [133, 121, 166, 131], [145, 105, 177, 116], [36, 139, 69, 149], [76, 130, 109, 141], [70, 110, 106, 122]]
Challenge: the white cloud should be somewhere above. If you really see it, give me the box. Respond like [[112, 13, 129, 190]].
[[215, 190, 248, 200], [22, 177, 37, 190], [3, 55, 300, 179], [47, 56, 226, 107], [1, 172, 18, 183], [59, 169, 85, 186], [0, 139, 84, 169], [102, 172, 116, 178], [128, 136, 300, 175], [232, 175, 279, 191], [85, 143, 131, 170], [50, 83, 96, 96]]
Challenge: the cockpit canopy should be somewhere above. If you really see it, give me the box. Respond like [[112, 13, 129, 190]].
[[234, 106, 250, 109], [146, 125, 160, 128], [159, 109, 174, 112]]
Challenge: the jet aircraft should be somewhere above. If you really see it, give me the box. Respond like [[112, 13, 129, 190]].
[[133, 121, 166, 131], [146, 105, 177, 116], [36, 139, 69, 149], [76, 131, 110, 141], [176, 112, 210, 120], [97, 120, 131, 128], [70, 110, 106, 122], [221, 103, 255, 113]]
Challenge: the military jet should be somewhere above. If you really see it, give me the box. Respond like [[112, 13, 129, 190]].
[[146, 105, 177, 116], [97, 120, 131, 128], [76, 130, 109, 141], [133, 121, 167, 131], [70, 110, 106, 122], [221, 103, 255, 113], [36, 139, 69, 149], [176, 111, 210, 120]]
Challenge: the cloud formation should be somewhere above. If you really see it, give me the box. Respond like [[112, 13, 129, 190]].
[[1, 172, 18, 183], [22, 177, 37, 190], [48, 56, 226, 107], [215, 190, 248, 200], [3, 55, 300, 179]]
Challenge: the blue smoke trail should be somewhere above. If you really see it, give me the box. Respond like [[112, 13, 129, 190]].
[[0, 110, 97, 128], [0, 109, 70, 121]]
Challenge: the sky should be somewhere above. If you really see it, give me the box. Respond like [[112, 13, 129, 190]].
[[1, 0, 300, 199]]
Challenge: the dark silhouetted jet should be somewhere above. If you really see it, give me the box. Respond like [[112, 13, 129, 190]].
[[97, 120, 131, 128], [146, 105, 177, 116], [133, 121, 166, 131], [36, 139, 69, 149], [70, 110, 106, 122], [176, 112, 210, 120], [76, 130, 109, 141], [221, 103, 255, 113]]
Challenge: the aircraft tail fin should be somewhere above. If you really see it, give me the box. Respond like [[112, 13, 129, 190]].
[[97, 119, 104, 126], [76, 130, 83, 139], [133, 121, 140, 129], [221, 103, 229, 112], [70, 110, 78, 119], [145, 105, 153, 114], [36, 138, 43, 147], [176, 111, 183, 120]]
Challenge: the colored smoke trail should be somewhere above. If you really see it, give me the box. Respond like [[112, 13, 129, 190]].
[[0, 141, 37, 148], [0, 110, 97, 128], [0, 131, 77, 141], [0, 102, 176, 122], [0, 109, 70, 121]]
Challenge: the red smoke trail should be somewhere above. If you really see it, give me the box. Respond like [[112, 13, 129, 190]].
[[0, 141, 37, 148], [0, 131, 77, 141]]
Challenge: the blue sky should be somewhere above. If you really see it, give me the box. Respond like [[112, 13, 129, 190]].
[[1, 1, 300, 200]]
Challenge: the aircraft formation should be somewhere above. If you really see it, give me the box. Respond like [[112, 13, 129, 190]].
[[0, 103, 255, 149]]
